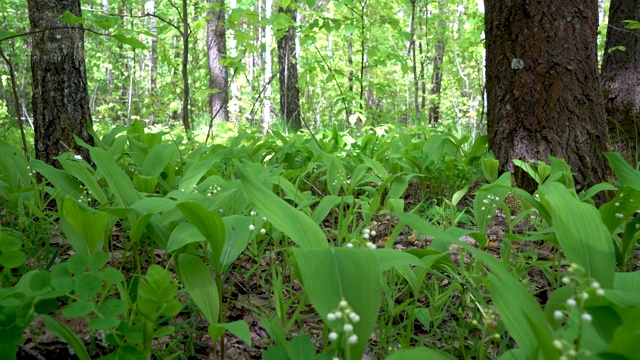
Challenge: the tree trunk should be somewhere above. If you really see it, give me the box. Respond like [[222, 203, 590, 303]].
[[276, 3, 301, 132], [601, 0, 640, 164], [227, 0, 240, 124], [262, 0, 273, 133], [428, 39, 445, 126], [147, 0, 157, 124], [28, 0, 94, 167], [181, 0, 191, 133], [206, 0, 229, 123], [485, 0, 610, 192], [409, 0, 421, 122], [102, 0, 113, 90], [347, 34, 354, 123]]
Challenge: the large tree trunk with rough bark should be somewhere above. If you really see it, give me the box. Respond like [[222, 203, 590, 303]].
[[28, 0, 94, 167], [277, 3, 301, 132], [206, 0, 229, 123], [485, 0, 610, 193], [601, 0, 640, 164]]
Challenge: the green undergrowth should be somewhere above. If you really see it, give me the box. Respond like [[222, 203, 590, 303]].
[[1, 121, 640, 360]]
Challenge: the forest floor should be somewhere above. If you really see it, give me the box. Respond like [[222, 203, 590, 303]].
[[16, 193, 640, 360]]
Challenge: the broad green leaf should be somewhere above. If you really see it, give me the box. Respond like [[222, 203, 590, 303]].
[[423, 133, 458, 165], [63, 301, 95, 318], [220, 216, 255, 271], [132, 174, 157, 194], [373, 249, 422, 272], [473, 173, 512, 243], [176, 202, 225, 266], [130, 213, 154, 243], [59, 159, 108, 204], [385, 347, 454, 360], [321, 152, 347, 196], [540, 182, 615, 287], [464, 134, 488, 165], [413, 308, 432, 330], [180, 153, 222, 192], [237, 162, 327, 249], [600, 185, 640, 234], [112, 34, 148, 49], [513, 159, 541, 184], [138, 265, 182, 320], [59, 11, 85, 25], [286, 335, 316, 360], [262, 345, 288, 360], [293, 248, 380, 360], [451, 185, 469, 206], [0, 249, 25, 269], [463, 244, 552, 352], [395, 213, 459, 252], [543, 285, 573, 329], [34, 297, 59, 314], [98, 299, 128, 318], [101, 267, 125, 286], [388, 175, 409, 200], [61, 198, 109, 257], [142, 143, 178, 177], [587, 306, 623, 343], [86, 12, 119, 30], [75, 272, 102, 301], [523, 313, 559, 360], [387, 198, 404, 214], [209, 320, 252, 347], [179, 254, 220, 324], [580, 182, 617, 202], [618, 217, 640, 267], [112, 344, 146, 360], [614, 271, 640, 293], [605, 152, 640, 190], [30, 159, 82, 197], [88, 316, 121, 331], [623, 19, 640, 30], [90, 147, 141, 207], [602, 306, 640, 358], [481, 157, 500, 183], [131, 197, 177, 213], [311, 195, 343, 222], [547, 156, 575, 188], [360, 155, 388, 181], [166, 222, 205, 253], [276, 175, 313, 207], [42, 315, 91, 360]]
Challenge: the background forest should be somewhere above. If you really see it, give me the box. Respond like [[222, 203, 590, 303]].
[[1, 0, 487, 138], [4, 0, 640, 360]]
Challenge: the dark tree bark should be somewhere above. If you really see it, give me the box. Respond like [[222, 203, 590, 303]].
[[485, 0, 610, 192], [28, 0, 94, 167], [206, 0, 229, 123], [601, 0, 640, 164], [276, 3, 301, 132]]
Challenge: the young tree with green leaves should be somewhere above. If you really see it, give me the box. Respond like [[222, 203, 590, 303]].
[[27, 0, 94, 166]]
